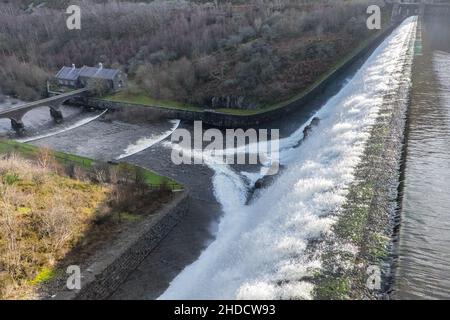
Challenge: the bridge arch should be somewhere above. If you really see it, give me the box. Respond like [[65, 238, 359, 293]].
[[0, 118, 12, 133], [0, 115, 26, 133], [21, 104, 65, 126]]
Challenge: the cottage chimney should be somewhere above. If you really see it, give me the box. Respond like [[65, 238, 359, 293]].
[[98, 62, 103, 69], [71, 63, 76, 69]]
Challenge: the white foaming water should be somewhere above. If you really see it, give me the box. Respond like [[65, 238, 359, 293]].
[[16, 110, 108, 143], [160, 17, 417, 300], [116, 119, 180, 160]]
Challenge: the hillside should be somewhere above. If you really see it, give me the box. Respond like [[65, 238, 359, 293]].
[[0, 0, 388, 108]]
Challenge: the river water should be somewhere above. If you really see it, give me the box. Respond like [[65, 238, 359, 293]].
[[393, 17, 450, 300], [0, 102, 180, 162]]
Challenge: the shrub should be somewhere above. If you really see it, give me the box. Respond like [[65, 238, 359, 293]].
[[2, 172, 20, 185], [0, 154, 110, 299], [0, 56, 50, 100]]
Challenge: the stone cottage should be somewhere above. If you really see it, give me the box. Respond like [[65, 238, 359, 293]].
[[55, 63, 126, 92]]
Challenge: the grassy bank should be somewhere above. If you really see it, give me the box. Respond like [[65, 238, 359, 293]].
[[0, 140, 182, 190], [103, 91, 202, 113], [0, 140, 93, 168], [0, 140, 182, 299], [0, 153, 110, 299]]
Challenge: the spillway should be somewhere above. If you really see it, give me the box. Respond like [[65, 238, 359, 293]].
[[160, 17, 418, 300]]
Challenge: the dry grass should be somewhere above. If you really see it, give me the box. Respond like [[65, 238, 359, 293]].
[[0, 153, 110, 299], [0, 148, 175, 299]]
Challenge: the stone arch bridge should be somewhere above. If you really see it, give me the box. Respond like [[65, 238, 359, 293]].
[[0, 88, 88, 132]]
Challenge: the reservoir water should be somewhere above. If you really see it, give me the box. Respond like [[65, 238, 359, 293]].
[[393, 17, 450, 299]]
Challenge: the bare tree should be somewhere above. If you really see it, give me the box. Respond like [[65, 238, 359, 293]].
[[37, 147, 55, 170]]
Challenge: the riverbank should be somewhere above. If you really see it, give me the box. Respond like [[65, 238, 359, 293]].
[[0, 140, 181, 189], [9, 115, 225, 300], [0, 151, 110, 299], [107, 125, 223, 299], [0, 140, 186, 299], [47, 190, 189, 300]]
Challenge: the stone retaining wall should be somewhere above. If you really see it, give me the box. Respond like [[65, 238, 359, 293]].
[[53, 191, 189, 300]]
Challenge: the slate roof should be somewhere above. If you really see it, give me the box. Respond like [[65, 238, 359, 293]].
[[55, 66, 81, 81], [55, 65, 120, 81], [78, 66, 120, 80]]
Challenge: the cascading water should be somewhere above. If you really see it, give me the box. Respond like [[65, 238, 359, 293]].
[[159, 17, 418, 300], [116, 119, 180, 160], [16, 110, 108, 143]]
